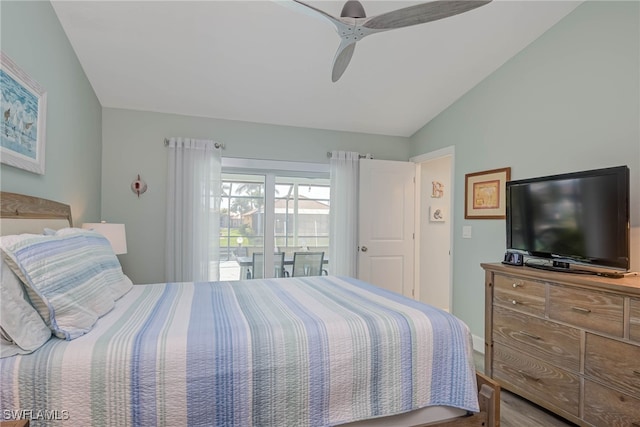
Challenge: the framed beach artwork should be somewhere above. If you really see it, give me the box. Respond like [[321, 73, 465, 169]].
[[464, 167, 511, 219], [1, 51, 47, 174]]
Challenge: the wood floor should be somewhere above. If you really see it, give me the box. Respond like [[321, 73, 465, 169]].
[[473, 351, 577, 427]]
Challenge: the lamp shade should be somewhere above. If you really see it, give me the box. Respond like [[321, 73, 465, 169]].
[[82, 222, 128, 255]]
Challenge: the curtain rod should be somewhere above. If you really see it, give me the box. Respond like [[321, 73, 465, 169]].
[[164, 138, 225, 149], [326, 152, 373, 159]]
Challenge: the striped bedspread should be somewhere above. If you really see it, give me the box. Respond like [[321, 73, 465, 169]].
[[0, 276, 479, 426]]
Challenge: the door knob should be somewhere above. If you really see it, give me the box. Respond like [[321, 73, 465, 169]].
[[361, 246, 368, 252]]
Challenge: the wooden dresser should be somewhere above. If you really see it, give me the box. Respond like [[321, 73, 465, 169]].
[[482, 263, 640, 426]]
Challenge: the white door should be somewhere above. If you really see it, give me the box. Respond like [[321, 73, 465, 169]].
[[358, 159, 416, 297]]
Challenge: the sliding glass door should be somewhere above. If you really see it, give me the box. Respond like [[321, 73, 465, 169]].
[[219, 170, 330, 280], [274, 178, 330, 256], [219, 174, 265, 280]]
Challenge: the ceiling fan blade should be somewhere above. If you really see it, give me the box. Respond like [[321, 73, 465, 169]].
[[275, 0, 344, 30], [332, 41, 356, 82], [363, 0, 492, 30]]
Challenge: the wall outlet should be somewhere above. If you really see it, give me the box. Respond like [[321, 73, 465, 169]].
[[462, 226, 472, 239]]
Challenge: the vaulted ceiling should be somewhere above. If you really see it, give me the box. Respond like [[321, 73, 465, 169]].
[[51, 1, 581, 137]]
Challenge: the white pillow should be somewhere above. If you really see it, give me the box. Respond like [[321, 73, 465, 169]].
[[0, 256, 51, 357], [1, 336, 34, 358]]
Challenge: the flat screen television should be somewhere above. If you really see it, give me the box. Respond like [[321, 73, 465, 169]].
[[506, 165, 630, 272]]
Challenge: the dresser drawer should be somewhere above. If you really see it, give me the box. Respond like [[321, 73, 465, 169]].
[[493, 274, 545, 316], [631, 297, 640, 343], [548, 285, 624, 336], [493, 343, 579, 416], [493, 305, 580, 371], [585, 333, 640, 398], [584, 379, 640, 427]]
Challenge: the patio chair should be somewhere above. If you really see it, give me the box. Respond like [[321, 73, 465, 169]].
[[234, 246, 250, 279], [249, 252, 286, 279], [291, 251, 327, 277], [278, 246, 305, 257]]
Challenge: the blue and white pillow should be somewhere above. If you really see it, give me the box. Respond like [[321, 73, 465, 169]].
[[1, 232, 118, 340], [54, 228, 133, 300]]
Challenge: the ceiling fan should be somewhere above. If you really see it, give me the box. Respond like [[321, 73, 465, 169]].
[[279, 0, 493, 82]]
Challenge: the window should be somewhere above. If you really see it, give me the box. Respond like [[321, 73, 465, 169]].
[[274, 178, 330, 253], [218, 159, 330, 280]]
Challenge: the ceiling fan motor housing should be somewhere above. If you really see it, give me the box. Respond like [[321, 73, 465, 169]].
[[341, 0, 366, 18]]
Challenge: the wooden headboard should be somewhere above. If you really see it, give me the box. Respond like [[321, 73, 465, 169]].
[[0, 191, 73, 235]]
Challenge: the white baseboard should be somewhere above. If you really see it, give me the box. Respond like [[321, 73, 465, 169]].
[[472, 334, 484, 354]]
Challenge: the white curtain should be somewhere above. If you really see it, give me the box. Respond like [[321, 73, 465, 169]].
[[329, 151, 359, 277], [165, 137, 221, 282]]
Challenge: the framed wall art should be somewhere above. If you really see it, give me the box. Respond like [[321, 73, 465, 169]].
[[1, 51, 47, 174], [464, 167, 511, 219], [429, 205, 446, 222]]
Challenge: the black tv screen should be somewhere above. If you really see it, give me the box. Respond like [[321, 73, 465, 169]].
[[506, 166, 630, 271]]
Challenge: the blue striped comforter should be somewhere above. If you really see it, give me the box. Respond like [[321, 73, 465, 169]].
[[0, 276, 478, 426]]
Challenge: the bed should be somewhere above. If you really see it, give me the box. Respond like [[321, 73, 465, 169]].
[[0, 191, 499, 427]]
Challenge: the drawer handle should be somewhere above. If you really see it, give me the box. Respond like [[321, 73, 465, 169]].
[[512, 300, 520, 305], [519, 330, 541, 340], [517, 369, 541, 383], [512, 283, 522, 288], [571, 306, 591, 314]]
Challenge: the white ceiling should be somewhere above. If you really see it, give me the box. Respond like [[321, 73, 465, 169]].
[[51, 0, 581, 137]]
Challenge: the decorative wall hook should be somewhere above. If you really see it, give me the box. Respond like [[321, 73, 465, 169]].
[[131, 174, 147, 198]]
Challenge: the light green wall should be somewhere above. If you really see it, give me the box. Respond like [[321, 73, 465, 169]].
[[0, 1, 102, 225], [102, 108, 411, 283], [4, 1, 637, 340], [410, 1, 640, 338]]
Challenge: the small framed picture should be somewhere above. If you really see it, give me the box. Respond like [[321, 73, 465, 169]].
[[464, 167, 511, 219], [429, 205, 446, 222]]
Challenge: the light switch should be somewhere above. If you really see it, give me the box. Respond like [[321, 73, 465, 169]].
[[462, 226, 472, 239]]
